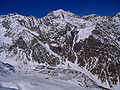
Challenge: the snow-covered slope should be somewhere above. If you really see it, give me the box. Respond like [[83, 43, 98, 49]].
[[0, 69, 101, 90], [0, 61, 15, 76], [0, 10, 120, 90]]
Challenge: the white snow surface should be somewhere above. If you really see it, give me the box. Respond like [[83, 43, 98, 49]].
[[76, 25, 95, 42], [0, 69, 100, 90], [0, 27, 12, 46], [57, 60, 111, 90]]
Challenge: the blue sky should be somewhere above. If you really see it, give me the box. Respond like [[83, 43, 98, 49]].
[[0, 0, 120, 18]]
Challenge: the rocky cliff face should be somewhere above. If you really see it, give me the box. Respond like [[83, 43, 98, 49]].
[[0, 10, 120, 89]]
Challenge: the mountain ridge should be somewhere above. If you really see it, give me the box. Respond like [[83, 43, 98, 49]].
[[0, 9, 120, 90]]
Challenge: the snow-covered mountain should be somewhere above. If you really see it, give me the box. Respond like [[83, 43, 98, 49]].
[[0, 9, 120, 90]]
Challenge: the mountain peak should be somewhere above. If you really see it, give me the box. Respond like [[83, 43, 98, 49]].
[[8, 13, 20, 16], [115, 12, 120, 18], [51, 9, 71, 16], [53, 9, 66, 13], [46, 9, 80, 21]]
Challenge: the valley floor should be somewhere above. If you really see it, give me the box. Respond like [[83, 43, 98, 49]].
[[0, 71, 99, 90]]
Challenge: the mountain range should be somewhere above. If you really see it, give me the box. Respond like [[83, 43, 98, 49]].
[[0, 9, 120, 90]]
